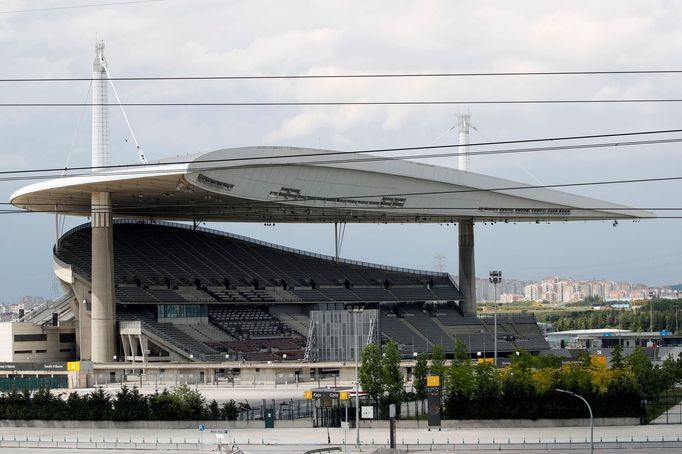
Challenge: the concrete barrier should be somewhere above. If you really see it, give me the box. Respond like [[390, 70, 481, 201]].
[[359, 417, 640, 428]]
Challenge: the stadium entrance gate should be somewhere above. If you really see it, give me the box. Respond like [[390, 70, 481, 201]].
[[314, 405, 346, 428], [309, 389, 348, 428]]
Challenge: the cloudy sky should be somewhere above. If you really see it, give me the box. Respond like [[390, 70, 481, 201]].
[[1, 0, 682, 302]]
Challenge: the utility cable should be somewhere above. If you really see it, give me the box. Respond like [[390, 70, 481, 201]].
[[4, 69, 682, 82], [1, 127, 682, 178], [6, 98, 682, 107], [0, 0, 167, 15]]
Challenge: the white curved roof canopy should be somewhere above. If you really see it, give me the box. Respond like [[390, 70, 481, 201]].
[[11, 146, 653, 223]]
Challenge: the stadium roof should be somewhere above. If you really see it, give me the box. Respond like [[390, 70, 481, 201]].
[[11, 146, 653, 223]]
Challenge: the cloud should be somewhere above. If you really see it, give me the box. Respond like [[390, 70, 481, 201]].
[[3, 0, 682, 301]]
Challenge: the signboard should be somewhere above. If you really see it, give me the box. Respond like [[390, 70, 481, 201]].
[[361, 406, 374, 419], [426, 375, 441, 428], [312, 390, 340, 399], [0, 362, 69, 371], [66, 361, 80, 371], [198, 424, 205, 432], [477, 358, 494, 364], [426, 375, 440, 387], [306, 389, 350, 400]]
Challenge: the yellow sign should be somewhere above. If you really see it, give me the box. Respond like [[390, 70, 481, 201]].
[[477, 358, 494, 364], [339, 392, 349, 401], [426, 375, 440, 387], [304, 390, 313, 400], [66, 361, 80, 371]]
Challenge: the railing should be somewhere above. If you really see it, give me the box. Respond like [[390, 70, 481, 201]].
[[1, 432, 682, 451]]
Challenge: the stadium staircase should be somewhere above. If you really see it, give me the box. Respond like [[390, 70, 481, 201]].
[[20, 290, 75, 325], [117, 309, 224, 361]]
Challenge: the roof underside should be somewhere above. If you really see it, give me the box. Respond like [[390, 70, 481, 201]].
[[11, 146, 653, 223]]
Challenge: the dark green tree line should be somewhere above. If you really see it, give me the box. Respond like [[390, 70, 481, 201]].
[[0, 385, 240, 421]]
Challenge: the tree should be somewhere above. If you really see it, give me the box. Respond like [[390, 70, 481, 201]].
[[611, 344, 624, 369], [430, 344, 446, 385], [381, 340, 405, 406], [474, 362, 501, 399], [208, 400, 221, 420], [112, 386, 150, 421], [359, 343, 383, 406], [504, 350, 536, 399], [453, 339, 469, 363], [445, 359, 475, 400], [221, 399, 239, 420], [413, 352, 428, 401], [171, 385, 206, 420], [84, 387, 113, 420]]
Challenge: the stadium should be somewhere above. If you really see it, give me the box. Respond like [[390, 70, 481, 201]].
[[6, 45, 653, 386]]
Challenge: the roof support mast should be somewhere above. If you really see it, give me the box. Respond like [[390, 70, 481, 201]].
[[90, 41, 116, 363], [457, 113, 472, 172], [457, 114, 476, 316]]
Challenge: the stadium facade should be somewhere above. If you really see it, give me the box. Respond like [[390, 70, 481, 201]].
[[9, 44, 653, 366]]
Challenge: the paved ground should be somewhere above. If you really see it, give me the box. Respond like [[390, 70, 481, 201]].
[[1, 445, 682, 453], [0, 424, 681, 451]]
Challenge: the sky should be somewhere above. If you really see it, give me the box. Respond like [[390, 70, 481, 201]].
[[1, 0, 682, 302]]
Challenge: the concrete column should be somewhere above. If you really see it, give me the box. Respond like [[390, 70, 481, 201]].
[[72, 282, 92, 360], [458, 219, 476, 316], [91, 191, 116, 363]]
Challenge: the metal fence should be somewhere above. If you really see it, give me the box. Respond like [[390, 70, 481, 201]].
[[86, 371, 342, 389], [235, 398, 313, 421], [647, 389, 682, 424], [0, 376, 68, 391]]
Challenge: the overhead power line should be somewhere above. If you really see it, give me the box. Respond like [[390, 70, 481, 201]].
[[5, 98, 682, 107], [3, 69, 682, 82], [0, 0, 166, 15], [0, 126, 682, 179]]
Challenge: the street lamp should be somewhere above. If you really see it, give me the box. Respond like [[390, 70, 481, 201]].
[[348, 305, 364, 449], [556, 389, 593, 454], [489, 270, 502, 366]]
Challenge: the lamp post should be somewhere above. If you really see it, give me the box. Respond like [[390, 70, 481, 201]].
[[348, 305, 364, 450], [556, 389, 593, 454], [489, 271, 502, 366]]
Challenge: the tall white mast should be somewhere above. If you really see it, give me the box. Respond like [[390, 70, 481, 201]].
[[92, 41, 109, 170], [457, 113, 471, 172]]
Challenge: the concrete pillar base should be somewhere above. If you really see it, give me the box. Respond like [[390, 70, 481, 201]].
[[91, 191, 116, 363]]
